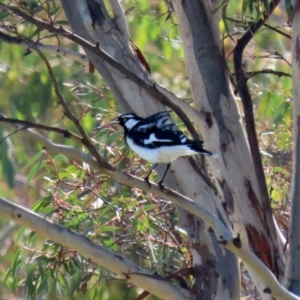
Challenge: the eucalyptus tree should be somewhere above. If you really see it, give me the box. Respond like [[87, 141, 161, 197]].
[[0, 0, 298, 299]]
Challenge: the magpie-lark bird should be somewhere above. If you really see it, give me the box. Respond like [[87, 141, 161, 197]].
[[111, 111, 216, 188]]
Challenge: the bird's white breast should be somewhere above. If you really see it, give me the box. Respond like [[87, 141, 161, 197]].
[[126, 136, 198, 164]]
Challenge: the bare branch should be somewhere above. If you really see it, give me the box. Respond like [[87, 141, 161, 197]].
[[0, 31, 89, 65], [233, 0, 281, 219], [244, 69, 292, 79], [0, 116, 82, 142], [225, 16, 292, 40]]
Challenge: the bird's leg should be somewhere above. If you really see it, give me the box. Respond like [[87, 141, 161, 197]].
[[157, 164, 170, 190], [144, 163, 158, 188]]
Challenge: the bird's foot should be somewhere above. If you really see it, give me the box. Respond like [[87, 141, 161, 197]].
[[157, 180, 165, 191], [144, 176, 151, 188]]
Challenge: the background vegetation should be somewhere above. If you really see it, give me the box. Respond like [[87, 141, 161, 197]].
[[0, 0, 293, 299]]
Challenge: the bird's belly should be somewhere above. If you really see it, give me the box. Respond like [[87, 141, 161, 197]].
[[127, 138, 197, 164], [127, 138, 161, 163], [156, 145, 197, 163]]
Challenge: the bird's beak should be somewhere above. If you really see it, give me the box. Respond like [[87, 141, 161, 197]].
[[109, 117, 120, 124]]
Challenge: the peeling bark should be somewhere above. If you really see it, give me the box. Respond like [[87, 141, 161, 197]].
[[218, 179, 234, 215]]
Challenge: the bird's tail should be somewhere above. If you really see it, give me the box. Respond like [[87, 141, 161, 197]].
[[190, 141, 218, 158]]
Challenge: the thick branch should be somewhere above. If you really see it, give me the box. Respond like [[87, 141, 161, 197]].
[[233, 0, 281, 215]]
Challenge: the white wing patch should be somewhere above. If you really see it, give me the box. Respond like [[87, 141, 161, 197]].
[[157, 115, 173, 128], [143, 133, 173, 144], [137, 122, 155, 131], [180, 136, 187, 143]]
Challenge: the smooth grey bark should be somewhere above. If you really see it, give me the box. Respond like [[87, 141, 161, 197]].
[[60, 0, 239, 299], [284, 0, 300, 295]]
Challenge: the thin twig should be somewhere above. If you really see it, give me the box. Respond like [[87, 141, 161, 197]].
[[0, 125, 28, 145], [243, 69, 291, 79], [0, 116, 82, 141], [263, 23, 291, 40], [225, 16, 291, 40]]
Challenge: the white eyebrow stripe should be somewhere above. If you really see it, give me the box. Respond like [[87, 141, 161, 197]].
[[124, 119, 140, 129], [143, 133, 173, 144]]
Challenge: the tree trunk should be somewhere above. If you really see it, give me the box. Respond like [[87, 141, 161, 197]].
[[171, 0, 284, 296]]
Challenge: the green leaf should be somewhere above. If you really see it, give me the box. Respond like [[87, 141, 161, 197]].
[[26, 159, 46, 185], [55, 20, 70, 25], [11, 249, 23, 289], [212, 0, 227, 14], [59, 271, 70, 296], [36, 276, 48, 298], [0, 11, 9, 21], [98, 203, 117, 219], [15, 226, 27, 243], [26, 263, 37, 298], [98, 226, 119, 233], [31, 195, 52, 212], [106, 131, 123, 145], [130, 215, 138, 237], [21, 150, 44, 172], [53, 154, 69, 164], [2, 155, 15, 188]]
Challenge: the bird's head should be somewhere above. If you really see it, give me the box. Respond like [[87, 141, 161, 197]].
[[110, 113, 142, 130]]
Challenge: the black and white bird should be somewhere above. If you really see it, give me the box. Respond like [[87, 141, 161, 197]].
[[111, 111, 216, 188]]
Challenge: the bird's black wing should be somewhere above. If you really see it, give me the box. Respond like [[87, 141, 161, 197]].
[[129, 111, 206, 150], [133, 111, 176, 132]]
